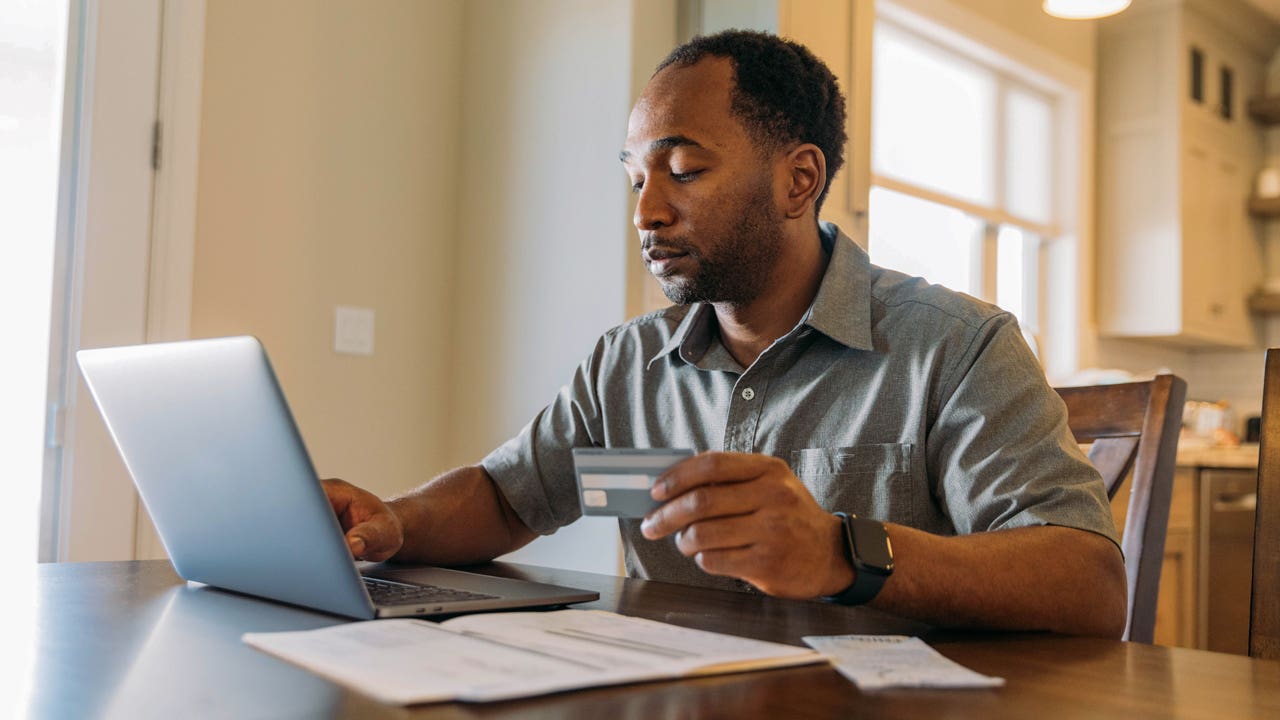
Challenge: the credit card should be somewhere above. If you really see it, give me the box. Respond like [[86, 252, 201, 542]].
[[571, 448, 695, 518]]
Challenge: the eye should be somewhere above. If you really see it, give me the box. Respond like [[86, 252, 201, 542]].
[[672, 170, 703, 183], [630, 180, 644, 194]]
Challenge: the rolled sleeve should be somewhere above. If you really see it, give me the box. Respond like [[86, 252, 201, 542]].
[[480, 339, 608, 536], [927, 315, 1121, 548]]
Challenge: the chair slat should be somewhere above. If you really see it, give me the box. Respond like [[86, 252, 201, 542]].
[[1088, 437, 1141, 500], [1058, 382, 1151, 441]]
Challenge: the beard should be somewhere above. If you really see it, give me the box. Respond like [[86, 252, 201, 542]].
[[644, 179, 785, 307]]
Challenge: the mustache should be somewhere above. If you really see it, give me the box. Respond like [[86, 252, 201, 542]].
[[640, 234, 696, 256]]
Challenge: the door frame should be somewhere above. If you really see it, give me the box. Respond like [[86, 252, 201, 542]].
[[41, 0, 205, 562], [134, 0, 207, 559]]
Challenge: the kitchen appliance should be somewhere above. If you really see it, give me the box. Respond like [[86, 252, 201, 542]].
[[1199, 469, 1258, 654]]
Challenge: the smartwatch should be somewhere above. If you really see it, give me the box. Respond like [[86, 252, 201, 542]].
[[827, 512, 894, 606]]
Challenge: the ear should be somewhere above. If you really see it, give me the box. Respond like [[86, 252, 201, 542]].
[[781, 143, 826, 220]]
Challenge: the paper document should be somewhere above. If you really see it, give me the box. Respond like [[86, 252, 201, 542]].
[[802, 635, 1004, 691], [243, 609, 821, 705]]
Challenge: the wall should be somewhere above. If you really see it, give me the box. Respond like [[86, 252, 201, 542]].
[[188, 0, 682, 576], [450, 0, 663, 574], [190, 0, 465, 500], [447, 0, 631, 469], [952, 0, 1096, 68]]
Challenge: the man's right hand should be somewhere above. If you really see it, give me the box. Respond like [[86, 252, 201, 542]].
[[321, 478, 404, 562]]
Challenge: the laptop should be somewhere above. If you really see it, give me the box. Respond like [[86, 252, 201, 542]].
[[76, 335, 598, 619]]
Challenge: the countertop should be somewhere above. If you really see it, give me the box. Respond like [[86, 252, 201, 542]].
[[1175, 443, 1259, 469]]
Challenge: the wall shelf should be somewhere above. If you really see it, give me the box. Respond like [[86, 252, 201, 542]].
[[1248, 96, 1280, 125], [1248, 195, 1280, 218], [1249, 291, 1280, 314]]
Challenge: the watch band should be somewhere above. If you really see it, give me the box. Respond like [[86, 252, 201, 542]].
[[827, 512, 893, 606]]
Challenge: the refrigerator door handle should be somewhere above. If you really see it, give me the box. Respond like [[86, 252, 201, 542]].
[[1211, 492, 1257, 513]]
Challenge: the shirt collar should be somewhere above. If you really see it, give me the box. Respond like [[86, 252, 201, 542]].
[[648, 303, 715, 369], [646, 222, 874, 369], [804, 222, 874, 352]]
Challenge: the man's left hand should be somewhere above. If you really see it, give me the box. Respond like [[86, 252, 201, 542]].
[[639, 451, 854, 598]]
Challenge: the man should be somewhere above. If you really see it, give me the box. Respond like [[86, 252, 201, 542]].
[[325, 30, 1127, 638]]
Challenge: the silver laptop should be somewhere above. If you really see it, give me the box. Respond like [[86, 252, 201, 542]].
[[77, 336, 598, 619]]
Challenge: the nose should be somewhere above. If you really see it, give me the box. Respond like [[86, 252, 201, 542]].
[[633, 181, 677, 232]]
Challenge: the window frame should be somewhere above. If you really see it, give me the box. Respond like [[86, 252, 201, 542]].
[[871, 0, 1091, 381]]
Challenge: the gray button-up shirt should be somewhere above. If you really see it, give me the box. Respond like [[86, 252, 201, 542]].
[[483, 223, 1118, 592]]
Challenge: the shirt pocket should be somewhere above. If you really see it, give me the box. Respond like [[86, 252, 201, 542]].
[[789, 443, 915, 526]]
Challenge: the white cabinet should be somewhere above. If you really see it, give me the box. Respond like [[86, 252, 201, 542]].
[[1097, 1, 1267, 347]]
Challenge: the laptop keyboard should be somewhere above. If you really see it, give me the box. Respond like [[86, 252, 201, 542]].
[[362, 576, 498, 605]]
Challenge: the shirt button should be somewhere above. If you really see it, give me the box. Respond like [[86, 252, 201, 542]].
[[741, 387, 756, 401]]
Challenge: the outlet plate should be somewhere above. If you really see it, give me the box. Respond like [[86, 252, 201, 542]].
[[334, 305, 375, 356]]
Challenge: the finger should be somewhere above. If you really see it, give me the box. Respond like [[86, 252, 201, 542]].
[[651, 452, 782, 501], [322, 478, 378, 527], [691, 546, 758, 581], [321, 478, 402, 561], [672, 515, 757, 557], [640, 480, 764, 539], [695, 546, 816, 598], [346, 532, 367, 558], [346, 515, 401, 562], [321, 478, 358, 517], [322, 478, 381, 528]]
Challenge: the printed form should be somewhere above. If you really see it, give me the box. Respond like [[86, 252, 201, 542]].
[[244, 609, 821, 705]]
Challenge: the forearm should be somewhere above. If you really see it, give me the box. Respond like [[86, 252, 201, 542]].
[[866, 524, 1128, 638], [386, 465, 537, 565]]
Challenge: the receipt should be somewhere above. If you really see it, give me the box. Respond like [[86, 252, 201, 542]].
[[802, 635, 1005, 691]]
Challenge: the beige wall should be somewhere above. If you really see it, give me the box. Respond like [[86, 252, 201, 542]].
[[190, 0, 664, 574], [191, 0, 465, 498], [451, 0, 672, 574], [447, 0, 634, 471]]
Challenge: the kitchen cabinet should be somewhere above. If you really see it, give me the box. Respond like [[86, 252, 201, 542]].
[[1097, 1, 1268, 347]]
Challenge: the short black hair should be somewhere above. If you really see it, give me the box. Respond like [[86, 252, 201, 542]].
[[656, 30, 847, 216]]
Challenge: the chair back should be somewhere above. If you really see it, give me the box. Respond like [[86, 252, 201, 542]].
[[1055, 374, 1187, 643], [1252, 350, 1280, 659]]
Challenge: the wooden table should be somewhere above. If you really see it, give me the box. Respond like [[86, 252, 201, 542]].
[[19, 560, 1280, 718]]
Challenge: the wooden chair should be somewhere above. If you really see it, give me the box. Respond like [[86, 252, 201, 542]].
[[1055, 374, 1187, 643], [1251, 350, 1280, 660]]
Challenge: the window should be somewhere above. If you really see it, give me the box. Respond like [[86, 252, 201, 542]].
[[869, 18, 1060, 346], [0, 1, 67, 564], [0, 0, 70, 708]]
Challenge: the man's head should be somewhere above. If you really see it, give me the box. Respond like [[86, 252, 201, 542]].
[[655, 31, 847, 215], [620, 31, 846, 307]]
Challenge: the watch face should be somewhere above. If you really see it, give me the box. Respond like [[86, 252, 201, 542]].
[[851, 520, 894, 573]]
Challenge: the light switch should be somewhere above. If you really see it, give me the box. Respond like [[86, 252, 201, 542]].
[[334, 305, 375, 356]]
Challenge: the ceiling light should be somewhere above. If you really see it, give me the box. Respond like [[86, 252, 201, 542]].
[[1043, 0, 1132, 19]]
